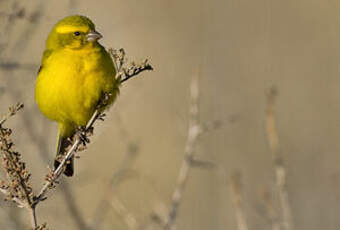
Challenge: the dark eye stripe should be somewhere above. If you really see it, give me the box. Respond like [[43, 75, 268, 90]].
[[74, 31, 80, 36]]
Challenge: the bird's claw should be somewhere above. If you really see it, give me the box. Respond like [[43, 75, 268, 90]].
[[76, 126, 90, 146]]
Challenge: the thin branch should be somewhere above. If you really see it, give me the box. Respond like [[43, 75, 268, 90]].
[[3, 146, 33, 207], [58, 182, 90, 230], [91, 143, 139, 229], [265, 86, 294, 230], [0, 103, 24, 126], [0, 187, 26, 208], [119, 59, 153, 84], [230, 172, 248, 230], [0, 201, 26, 229], [109, 48, 153, 84], [162, 76, 202, 230], [0, 103, 37, 229], [260, 188, 280, 230], [0, 62, 38, 71], [30, 207, 37, 229], [110, 196, 139, 230]]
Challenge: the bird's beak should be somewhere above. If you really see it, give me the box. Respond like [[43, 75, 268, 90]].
[[86, 30, 102, 42]]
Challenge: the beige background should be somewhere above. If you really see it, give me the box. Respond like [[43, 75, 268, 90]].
[[1, 0, 340, 229]]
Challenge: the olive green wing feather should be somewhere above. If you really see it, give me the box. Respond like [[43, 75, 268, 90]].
[[37, 49, 53, 74]]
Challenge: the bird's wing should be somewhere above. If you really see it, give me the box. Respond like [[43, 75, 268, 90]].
[[38, 49, 53, 74]]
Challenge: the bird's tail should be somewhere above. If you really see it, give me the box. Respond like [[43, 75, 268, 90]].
[[54, 134, 74, 177]]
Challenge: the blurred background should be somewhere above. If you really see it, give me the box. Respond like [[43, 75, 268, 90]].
[[1, 0, 340, 229]]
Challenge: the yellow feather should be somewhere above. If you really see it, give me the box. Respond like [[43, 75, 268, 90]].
[[36, 44, 118, 135], [56, 25, 89, 34], [35, 15, 119, 176]]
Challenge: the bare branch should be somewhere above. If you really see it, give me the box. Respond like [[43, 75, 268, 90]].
[[0, 62, 38, 71], [110, 196, 139, 230], [260, 188, 280, 230], [91, 143, 139, 229], [0, 104, 37, 228], [230, 172, 248, 230], [265, 86, 294, 230], [162, 76, 202, 230]]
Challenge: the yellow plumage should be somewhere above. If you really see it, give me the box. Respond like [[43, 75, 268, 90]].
[[35, 15, 119, 176]]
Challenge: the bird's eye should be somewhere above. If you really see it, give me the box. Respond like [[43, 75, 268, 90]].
[[74, 31, 80, 36]]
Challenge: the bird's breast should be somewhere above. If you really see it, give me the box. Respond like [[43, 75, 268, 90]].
[[35, 47, 115, 126]]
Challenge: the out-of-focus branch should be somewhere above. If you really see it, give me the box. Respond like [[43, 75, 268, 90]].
[[265, 87, 294, 230], [0, 62, 38, 71], [110, 195, 139, 230], [152, 75, 220, 230], [0, 0, 46, 59], [260, 188, 280, 230], [91, 143, 139, 229], [230, 172, 248, 230], [162, 76, 202, 230], [0, 203, 26, 229], [155, 75, 220, 230]]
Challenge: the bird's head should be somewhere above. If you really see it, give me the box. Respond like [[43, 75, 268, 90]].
[[46, 15, 102, 50]]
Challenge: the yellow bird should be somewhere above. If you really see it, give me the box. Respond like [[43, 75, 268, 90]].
[[35, 15, 119, 176]]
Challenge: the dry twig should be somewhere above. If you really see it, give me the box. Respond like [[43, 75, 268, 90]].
[[91, 143, 139, 229], [110, 195, 139, 230], [162, 76, 202, 230], [265, 87, 294, 230], [230, 172, 249, 230], [109, 48, 153, 84], [0, 103, 38, 228], [260, 188, 280, 230], [160, 76, 218, 230], [0, 103, 24, 126]]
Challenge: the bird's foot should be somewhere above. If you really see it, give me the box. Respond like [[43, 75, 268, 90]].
[[76, 126, 90, 146]]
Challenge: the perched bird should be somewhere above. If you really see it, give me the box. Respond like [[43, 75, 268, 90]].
[[35, 15, 120, 176]]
